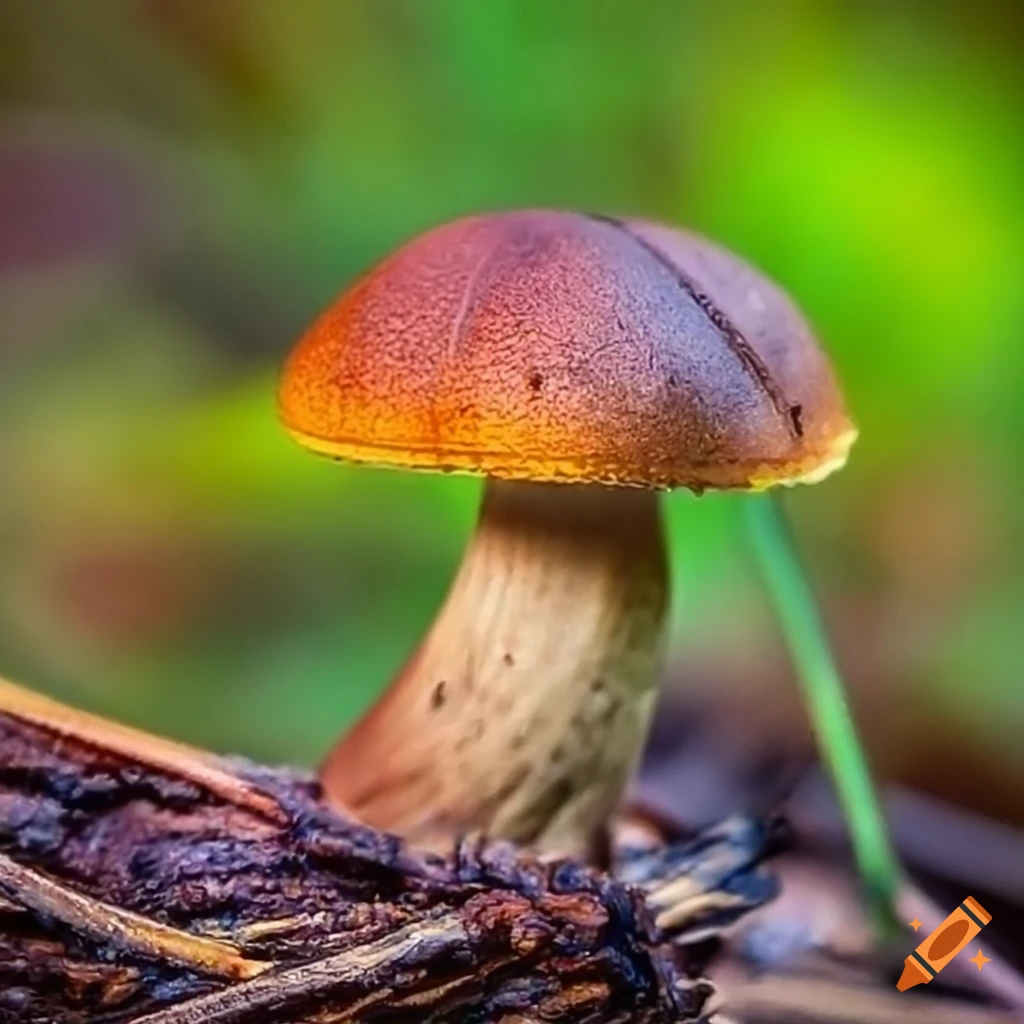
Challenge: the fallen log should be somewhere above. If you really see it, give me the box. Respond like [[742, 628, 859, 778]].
[[0, 679, 775, 1022]]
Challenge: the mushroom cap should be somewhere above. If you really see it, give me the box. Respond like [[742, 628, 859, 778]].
[[279, 210, 856, 490]]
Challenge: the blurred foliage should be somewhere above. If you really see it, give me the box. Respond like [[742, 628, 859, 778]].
[[0, 2, 1022, 813]]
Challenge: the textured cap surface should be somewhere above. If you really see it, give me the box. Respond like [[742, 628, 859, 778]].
[[279, 210, 855, 489]]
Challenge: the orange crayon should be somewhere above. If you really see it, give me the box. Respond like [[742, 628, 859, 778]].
[[897, 897, 992, 991]]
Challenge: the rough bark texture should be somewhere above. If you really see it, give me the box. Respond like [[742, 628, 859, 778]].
[[0, 706, 774, 1023]]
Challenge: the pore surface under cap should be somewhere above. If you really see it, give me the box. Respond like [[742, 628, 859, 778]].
[[279, 210, 855, 489]]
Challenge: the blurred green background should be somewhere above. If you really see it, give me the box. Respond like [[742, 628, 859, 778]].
[[1, 2, 1022, 822]]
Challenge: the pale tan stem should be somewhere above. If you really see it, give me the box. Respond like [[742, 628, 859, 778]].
[[320, 480, 669, 859]]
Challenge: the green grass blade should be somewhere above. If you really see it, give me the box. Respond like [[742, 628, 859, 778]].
[[745, 492, 901, 934]]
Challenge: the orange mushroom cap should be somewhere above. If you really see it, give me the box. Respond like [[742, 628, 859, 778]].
[[279, 210, 855, 490]]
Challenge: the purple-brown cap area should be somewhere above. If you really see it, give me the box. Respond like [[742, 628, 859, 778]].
[[278, 210, 856, 490]]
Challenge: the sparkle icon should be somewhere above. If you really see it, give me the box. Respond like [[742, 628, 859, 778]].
[[969, 949, 992, 972], [908, 917, 923, 931]]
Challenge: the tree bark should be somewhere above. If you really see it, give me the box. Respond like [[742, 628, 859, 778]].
[[0, 684, 775, 1023]]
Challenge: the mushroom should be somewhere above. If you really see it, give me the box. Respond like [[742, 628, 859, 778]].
[[278, 211, 856, 860]]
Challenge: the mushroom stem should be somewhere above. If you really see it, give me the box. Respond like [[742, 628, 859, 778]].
[[320, 479, 669, 859]]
